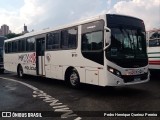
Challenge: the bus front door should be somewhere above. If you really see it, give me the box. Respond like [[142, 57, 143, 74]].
[[36, 38, 45, 76]]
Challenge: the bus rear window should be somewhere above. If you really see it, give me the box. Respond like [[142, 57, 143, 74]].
[[149, 39, 160, 47]]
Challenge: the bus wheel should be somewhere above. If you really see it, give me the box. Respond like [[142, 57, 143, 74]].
[[69, 69, 80, 88], [18, 65, 24, 78], [0, 69, 4, 74]]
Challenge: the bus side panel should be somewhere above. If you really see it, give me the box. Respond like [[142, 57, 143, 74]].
[[18, 52, 37, 75], [4, 52, 37, 76], [45, 51, 63, 80], [148, 47, 160, 70], [4, 54, 18, 73], [45, 64, 51, 78], [45, 51, 86, 82], [51, 65, 63, 80], [75, 50, 105, 86], [45, 50, 98, 84]]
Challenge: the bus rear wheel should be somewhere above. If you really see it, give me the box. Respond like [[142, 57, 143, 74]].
[[17, 65, 24, 78], [68, 69, 80, 88]]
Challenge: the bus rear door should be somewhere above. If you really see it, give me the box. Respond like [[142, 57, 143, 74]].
[[36, 38, 45, 76]]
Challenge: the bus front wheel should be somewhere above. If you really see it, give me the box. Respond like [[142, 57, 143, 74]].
[[68, 69, 80, 88], [0, 69, 4, 74], [17, 65, 24, 78]]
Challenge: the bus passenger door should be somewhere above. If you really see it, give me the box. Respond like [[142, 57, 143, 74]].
[[36, 38, 45, 76]]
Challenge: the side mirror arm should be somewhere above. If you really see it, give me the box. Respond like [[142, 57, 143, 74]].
[[103, 27, 111, 51], [104, 27, 111, 32], [103, 42, 110, 51]]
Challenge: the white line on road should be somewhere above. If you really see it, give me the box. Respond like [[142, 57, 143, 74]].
[[0, 77, 82, 120]]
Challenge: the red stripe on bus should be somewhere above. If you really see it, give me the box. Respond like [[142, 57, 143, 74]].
[[149, 63, 160, 65], [149, 60, 160, 65]]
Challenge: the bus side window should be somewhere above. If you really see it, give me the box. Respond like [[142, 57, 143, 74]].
[[61, 27, 78, 49], [81, 31, 104, 65], [29, 38, 35, 51], [5, 42, 8, 53], [158, 39, 160, 46], [46, 33, 53, 50], [18, 39, 26, 52], [61, 30, 69, 49], [46, 32, 60, 50], [26, 38, 35, 52], [52, 32, 60, 49], [68, 28, 77, 49], [8, 42, 12, 53], [149, 40, 160, 47], [21, 39, 26, 52], [82, 31, 103, 51], [18, 40, 22, 52], [12, 41, 18, 53]]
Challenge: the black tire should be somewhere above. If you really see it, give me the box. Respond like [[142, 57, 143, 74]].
[[17, 65, 24, 78], [68, 69, 80, 88], [0, 69, 4, 74]]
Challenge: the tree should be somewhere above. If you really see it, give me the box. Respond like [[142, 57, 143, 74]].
[[5, 33, 23, 39]]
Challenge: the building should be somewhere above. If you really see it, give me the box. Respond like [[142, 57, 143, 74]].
[[22, 24, 29, 34], [0, 24, 11, 36], [0, 29, 2, 35]]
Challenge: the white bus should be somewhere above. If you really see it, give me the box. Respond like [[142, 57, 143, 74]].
[[147, 29, 160, 70], [4, 14, 149, 88]]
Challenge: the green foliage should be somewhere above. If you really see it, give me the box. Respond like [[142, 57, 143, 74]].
[[5, 33, 23, 39]]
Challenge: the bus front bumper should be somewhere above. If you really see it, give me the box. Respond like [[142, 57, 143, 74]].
[[106, 72, 150, 86]]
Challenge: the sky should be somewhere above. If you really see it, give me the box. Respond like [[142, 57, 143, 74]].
[[0, 0, 159, 33]]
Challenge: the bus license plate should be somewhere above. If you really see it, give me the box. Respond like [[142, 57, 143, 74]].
[[134, 77, 141, 82]]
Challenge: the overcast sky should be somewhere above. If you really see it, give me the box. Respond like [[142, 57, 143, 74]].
[[0, 0, 159, 33]]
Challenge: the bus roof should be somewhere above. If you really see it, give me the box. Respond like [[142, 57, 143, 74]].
[[5, 14, 144, 42], [5, 14, 103, 42], [147, 28, 160, 33]]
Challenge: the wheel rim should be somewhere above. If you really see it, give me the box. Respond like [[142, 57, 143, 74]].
[[70, 72, 79, 86]]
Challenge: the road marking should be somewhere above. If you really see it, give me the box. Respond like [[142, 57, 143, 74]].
[[0, 77, 82, 120]]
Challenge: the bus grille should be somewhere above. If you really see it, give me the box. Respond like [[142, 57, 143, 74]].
[[122, 73, 148, 83]]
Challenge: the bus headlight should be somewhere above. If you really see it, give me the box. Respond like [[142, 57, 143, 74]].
[[107, 66, 121, 77]]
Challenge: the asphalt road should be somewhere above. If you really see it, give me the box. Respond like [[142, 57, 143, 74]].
[[0, 71, 160, 120]]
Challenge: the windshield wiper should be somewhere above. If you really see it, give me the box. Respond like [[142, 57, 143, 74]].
[[123, 29, 136, 57]]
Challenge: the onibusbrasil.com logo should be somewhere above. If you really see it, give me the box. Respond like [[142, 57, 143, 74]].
[[1, 112, 42, 118]]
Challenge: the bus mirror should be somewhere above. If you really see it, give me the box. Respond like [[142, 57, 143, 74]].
[[106, 29, 109, 32], [104, 27, 110, 32]]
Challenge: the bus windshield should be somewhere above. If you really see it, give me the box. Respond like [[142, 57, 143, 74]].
[[106, 27, 148, 68], [109, 27, 147, 59]]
